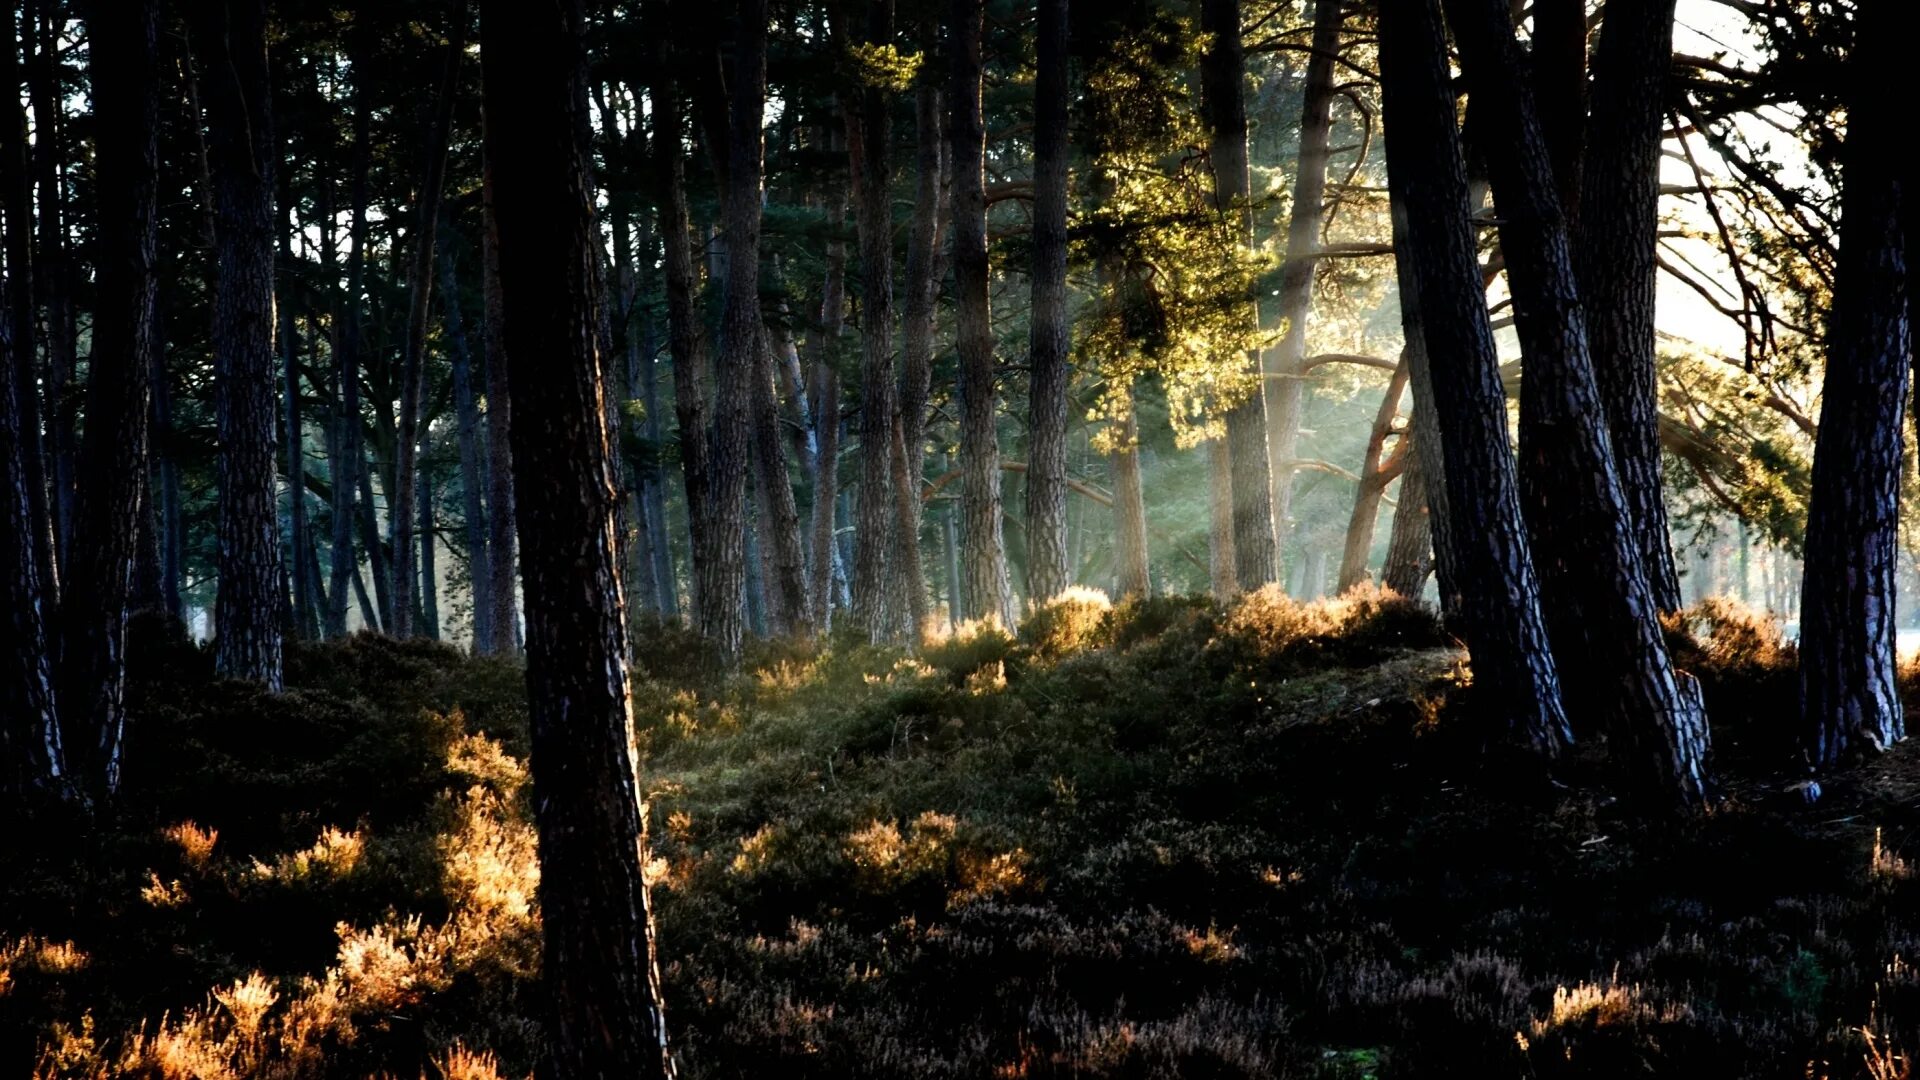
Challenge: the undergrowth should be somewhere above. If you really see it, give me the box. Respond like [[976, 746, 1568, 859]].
[[6, 593, 1920, 1077]]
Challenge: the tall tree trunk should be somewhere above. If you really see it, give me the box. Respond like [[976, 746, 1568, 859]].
[[893, 75, 943, 643], [1109, 383, 1151, 601], [440, 224, 493, 651], [1265, 0, 1342, 558], [420, 469, 440, 638], [951, 0, 1014, 627], [1380, 414, 1434, 600], [700, 0, 768, 662], [1444, 0, 1709, 803], [638, 221, 678, 619], [1798, 2, 1909, 768], [1576, 0, 1682, 611], [280, 194, 314, 642], [751, 335, 811, 636], [481, 136, 522, 654], [1378, 0, 1568, 757], [806, 179, 850, 632], [1207, 439, 1236, 601], [153, 312, 185, 626], [1025, 0, 1071, 605], [650, 52, 715, 639], [846, 0, 897, 642], [197, 0, 284, 688], [392, 9, 465, 640], [29, 0, 72, 577], [1200, 0, 1279, 592], [1531, 0, 1585, 216], [4, 3, 56, 614], [327, 67, 371, 638], [1335, 358, 1409, 593], [0, 2, 64, 800], [480, 0, 675, 1073]]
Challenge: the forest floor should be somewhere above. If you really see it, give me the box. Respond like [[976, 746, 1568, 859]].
[[7, 590, 1920, 1079]]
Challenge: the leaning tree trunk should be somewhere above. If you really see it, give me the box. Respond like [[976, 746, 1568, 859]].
[[1334, 358, 1409, 593], [1024, 0, 1072, 606], [1797, 1, 1910, 769], [197, 0, 284, 689], [479, 0, 675, 1074], [1378, 0, 1568, 758], [392, 13, 464, 640], [951, 0, 1015, 627], [1199, 0, 1279, 592], [1576, 0, 1683, 612], [846, 0, 898, 643], [1265, 0, 1342, 558], [1444, 0, 1709, 804]]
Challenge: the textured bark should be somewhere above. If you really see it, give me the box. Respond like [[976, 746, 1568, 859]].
[[846, 0, 898, 642], [1199, 0, 1278, 591], [1379, 413, 1434, 600], [1530, 0, 1586, 216], [392, 12, 464, 640], [1334, 359, 1409, 593], [751, 336, 811, 637], [1207, 438, 1236, 602], [650, 52, 714, 637], [440, 224, 492, 651], [479, 1, 675, 1075], [1798, 5, 1909, 768], [1378, 0, 1567, 756], [893, 75, 944, 642], [1024, 0, 1071, 605], [1265, 0, 1342, 555], [197, 0, 284, 689], [481, 126, 521, 655], [1110, 385, 1152, 601], [1576, 0, 1682, 612], [951, 0, 1014, 627], [700, 0, 768, 661], [327, 73, 372, 638], [1445, 0, 1709, 803]]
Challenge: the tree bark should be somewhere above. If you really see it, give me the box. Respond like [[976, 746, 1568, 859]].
[[280, 191, 315, 642], [894, 72, 944, 642], [1531, 0, 1585, 216], [1576, 0, 1683, 612], [751, 335, 811, 636], [1207, 438, 1236, 601], [806, 184, 849, 631], [1110, 383, 1152, 601], [1444, 0, 1710, 804], [3, 3, 56, 615], [1025, 0, 1072, 605], [1380, 412, 1434, 600], [479, 1, 675, 1074], [327, 61, 372, 638], [951, 0, 1015, 627], [197, 0, 284, 689], [1334, 358, 1409, 593], [1798, 2, 1910, 768], [1199, 0, 1279, 592], [481, 118, 522, 654], [392, 9, 465, 640], [846, 0, 898, 642], [700, 0, 768, 662], [29, 0, 72, 577], [1265, 0, 1342, 559], [1378, 0, 1568, 757]]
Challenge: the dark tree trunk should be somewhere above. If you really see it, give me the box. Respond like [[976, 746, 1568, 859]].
[[1444, 0, 1709, 803], [806, 175, 850, 632], [1265, 0, 1342, 556], [650, 51, 715, 639], [358, 463, 394, 630], [637, 219, 677, 619], [1798, 3, 1909, 768], [3, 3, 56, 615], [951, 0, 1015, 627], [846, 0, 897, 642], [701, 0, 768, 662], [1531, 0, 1585, 216], [479, 1, 675, 1075], [892, 74, 944, 642], [1380, 412, 1435, 600], [1334, 359, 1409, 593], [1110, 383, 1151, 601], [153, 314, 184, 626], [420, 469, 440, 638], [440, 224, 492, 651], [29, 0, 72, 578], [196, 0, 284, 688], [1576, 0, 1682, 612], [392, 10, 464, 640], [751, 335, 811, 636], [0, 2, 63, 800], [1378, 0, 1568, 757], [280, 195, 315, 642], [1025, 0, 1071, 605], [1200, 0, 1279, 592], [327, 72, 372, 638], [481, 140, 522, 654]]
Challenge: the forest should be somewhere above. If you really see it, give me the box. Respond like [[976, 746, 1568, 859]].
[[1, 0, 1916, 1075]]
